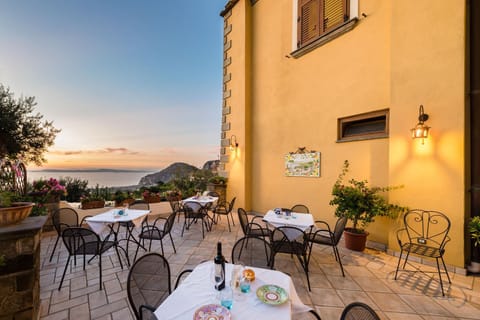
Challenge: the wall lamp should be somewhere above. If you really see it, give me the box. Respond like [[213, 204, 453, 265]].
[[411, 105, 430, 144], [229, 135, 238, 151]]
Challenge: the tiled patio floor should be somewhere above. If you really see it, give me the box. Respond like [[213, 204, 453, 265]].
[[39, 211, 480, 320]]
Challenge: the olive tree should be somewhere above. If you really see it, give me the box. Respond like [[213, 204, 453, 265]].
[[0, 84, 60, 165]]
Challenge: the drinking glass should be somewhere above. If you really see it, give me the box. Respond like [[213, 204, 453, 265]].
[[239, 276, 251, 293], [219, 286, 234, 310], [211, 264, 225, 291]]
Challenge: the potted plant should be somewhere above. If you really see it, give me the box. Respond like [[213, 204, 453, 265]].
[[142, 189, 162, 203], [330, 160, 407, 251], [468, 216, 480, 273], [0, 190, 34, 226]]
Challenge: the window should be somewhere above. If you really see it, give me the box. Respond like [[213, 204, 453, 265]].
[[291, 0, 358, 57], [337, 109, 389, 142], [298, 0, 349, 48]]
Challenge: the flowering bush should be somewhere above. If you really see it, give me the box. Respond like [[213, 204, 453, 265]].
[[32, 178, 67, 198], [142, 190, 161, 198]]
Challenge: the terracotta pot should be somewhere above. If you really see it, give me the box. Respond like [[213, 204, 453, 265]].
[[0, 202, 34, 226], [81, 200, 105, 210], [343, 228, 369, 251], [143, 195, 162, 203]]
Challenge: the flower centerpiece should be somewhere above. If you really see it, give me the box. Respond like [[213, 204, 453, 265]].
[[330, 160, 407, 251]]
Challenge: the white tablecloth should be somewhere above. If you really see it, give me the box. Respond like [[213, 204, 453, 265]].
[[154, 261, 311, 320], [263, 210, 314, 231], [85, 209, 150, 234], [183, 196, 218, 206]]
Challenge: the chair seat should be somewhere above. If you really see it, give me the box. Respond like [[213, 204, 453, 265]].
[[249, 228, 271, 238], [139, 229, 166, 240], [308, 232, 333, 245], [401, 243, 444, 258]]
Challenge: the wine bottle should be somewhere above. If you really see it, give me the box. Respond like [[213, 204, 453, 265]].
[[214, 242, 226, 290]]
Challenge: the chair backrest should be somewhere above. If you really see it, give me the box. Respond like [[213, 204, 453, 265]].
[[340, 302, 380, 320], [228, 197, 236, 212], [127, 253, 172, 320], [52, 208, 80, 235], [333, 216, 348, 245], [61, 227, 100, 256], [271, 226, 309, 254], [231, 236, 273, 269], [403, 209, 451, 248], [163, 212, 177, 234], [237, 208, 249, 235], [129, 200, 150, 211], [183, 201, 205, 216], [291, 204, 309, 213], [169, 200, 183, 214]]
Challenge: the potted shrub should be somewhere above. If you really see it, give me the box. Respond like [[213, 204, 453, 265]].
[[468, 216, 480, 273], [0, 190, 34, 226], [142, 189, 162, 203], [330, 160, 407, 251]]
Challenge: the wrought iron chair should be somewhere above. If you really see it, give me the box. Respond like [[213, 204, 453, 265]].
[[237, 207, 271, 239], [135, 212, 177, 261], [212, 196, 236, 232], [291, 204, 310, 213], [59, 227, 121, 290], [174, 269, 193, 289], [182, 201, 211, 238], [50, 207, 92, 262], [118, 200, 150, 237], [127, 253, 171, 320], [271, 226, 312, 291], [169, 199, 184, 223], [395, 209, 451, 296], [231, 236, 273, 269], [307, 216, 347, 277], [340, 302, 380, 320], [307, 310, 322, 319]]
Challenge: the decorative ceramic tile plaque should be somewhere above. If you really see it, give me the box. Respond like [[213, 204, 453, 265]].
[[285, 151, 320, 177]]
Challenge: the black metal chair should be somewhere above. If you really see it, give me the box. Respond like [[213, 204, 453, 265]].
[[59, 227, 122, 290], [169, 199, 184, 223], [395, 209, 451, 296], [231, 236, 273, 269], [127, 253, 171, 320], [307, 216, 347, 277], [135, 212, 177, 261], [212, 196, 236, 232], [237, 207, 271, 239], [308, 310, 322, 319], [50, 207, 92, 262], [271, 226, 312, 291], [174, 269, 193, 289], [182, 201, 211, 238], [118, 200, 150, 237], [340, 302, 380, 320], [291, 204, 310, 213]]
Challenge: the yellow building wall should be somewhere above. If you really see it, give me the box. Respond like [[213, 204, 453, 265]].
[[223, 0, 466, 267], [388, 0, 466, 267]]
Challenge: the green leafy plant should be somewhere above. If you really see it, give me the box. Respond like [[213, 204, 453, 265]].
[[330, 160, 407, 233], [469, 216, 480, 247], [0, 191, 15, 207], [208, 176, 227, 185], [0, 84, 60, 165]]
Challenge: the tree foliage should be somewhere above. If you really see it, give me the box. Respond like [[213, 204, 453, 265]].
[[0, 84, 60, 165]]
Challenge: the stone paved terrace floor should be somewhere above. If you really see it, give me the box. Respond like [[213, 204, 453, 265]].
[[39, 209, 480, 320]]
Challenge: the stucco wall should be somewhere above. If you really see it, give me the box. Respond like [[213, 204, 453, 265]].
[[223, 0, 467, 267]]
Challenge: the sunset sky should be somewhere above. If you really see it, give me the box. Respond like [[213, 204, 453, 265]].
[[0, 0, 226, 171]]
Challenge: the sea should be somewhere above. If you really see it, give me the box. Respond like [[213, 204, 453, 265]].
[[27, 170, 155, 188]]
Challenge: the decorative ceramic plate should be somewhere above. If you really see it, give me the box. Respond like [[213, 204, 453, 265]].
[[193, 304, 231, 320], [256, 285, 289, 305]]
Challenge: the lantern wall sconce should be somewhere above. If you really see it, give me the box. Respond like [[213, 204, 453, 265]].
[[411, 105, 430, 144], [230, 135, 238, 151]]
